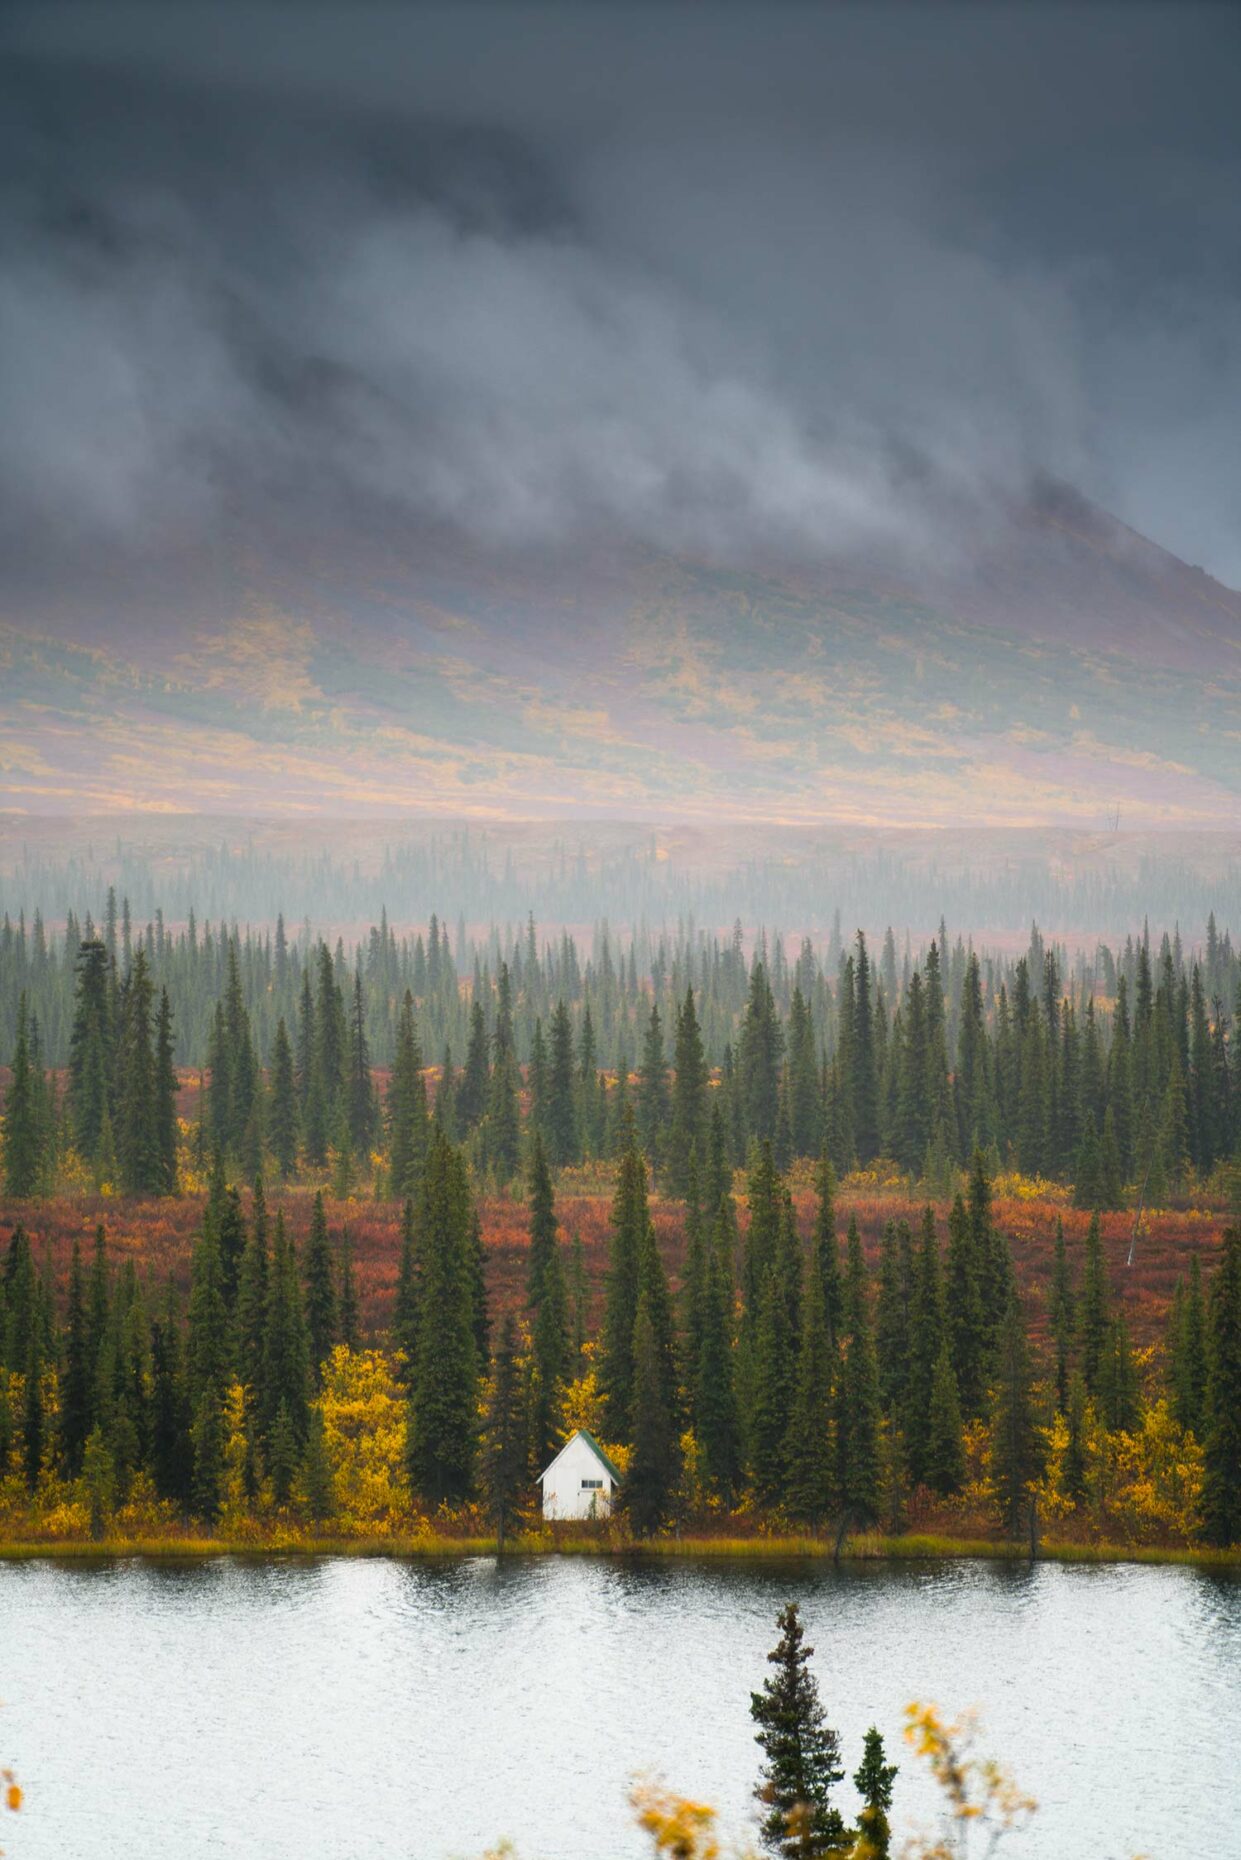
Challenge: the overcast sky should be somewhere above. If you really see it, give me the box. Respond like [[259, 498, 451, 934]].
[[3, 1, 1240, 584]]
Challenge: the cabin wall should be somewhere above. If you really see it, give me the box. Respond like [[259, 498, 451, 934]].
[[541, 1435, 615, 1520]]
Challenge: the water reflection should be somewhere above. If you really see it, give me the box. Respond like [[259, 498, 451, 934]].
[[1, 1555, 1237, 1859]]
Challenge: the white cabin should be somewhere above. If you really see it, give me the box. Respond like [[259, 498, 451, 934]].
[[538, 1429, 623, 1520]]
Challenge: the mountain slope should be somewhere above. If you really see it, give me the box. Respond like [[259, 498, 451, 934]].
[[1, 484, 1237, 824]]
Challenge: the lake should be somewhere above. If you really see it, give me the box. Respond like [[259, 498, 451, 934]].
[[1, 1555, 1238, 1859]]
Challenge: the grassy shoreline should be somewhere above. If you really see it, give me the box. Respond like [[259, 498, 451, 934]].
[[0, 1530, 1236, 1568]]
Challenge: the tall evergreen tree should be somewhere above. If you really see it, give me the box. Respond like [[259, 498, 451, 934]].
[[1201, 1224, 1241, 1547], [750, 1603, 847, 1859], [67, 939, 112, 1165], [544, 1000, 579, 1168], [1169, 1254, 1208, 1437], [853, 1727, 898, 1860], [268, 1017, 298, 1180], [1078, 1212, 1110, 1394], [3, 996, 44, 1197], [406, 1131, 478, 1503], [739, 961, 785, 1146], [624, 1291, 678, 1534], [784, 1244, 834, 1525], [303, 1191, 337, 1382], [990, 1288, 1041, 1538], [667, 987, 709, 1195], [838, 1220, 882, 1527], [599, 1142, 648, 1440], [483, 1314, 526, 1549], [483, 966, 521, 1184], [1049, 1217, 1075, 1411], [116, 948, 160, 1193], [388, 992, 429, 1201], [695, 1228, 741, 1502], [636, 1005, 670, 1176], [946, 1194, 986, 1419], [60, 1238, 92, 1475], [154, 987, 179, 1194]]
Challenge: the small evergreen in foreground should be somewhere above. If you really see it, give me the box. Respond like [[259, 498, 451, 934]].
[[852, 1726, 898, 1859], [750, 1602, 847, 1858]]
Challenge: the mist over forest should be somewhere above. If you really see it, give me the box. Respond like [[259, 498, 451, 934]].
[[3, 818, 1239, 945]]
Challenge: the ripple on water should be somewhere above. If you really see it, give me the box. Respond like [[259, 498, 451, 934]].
[[1, 1555, 1238, 1860]]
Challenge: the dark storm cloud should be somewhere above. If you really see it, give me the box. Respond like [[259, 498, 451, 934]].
[[2, 2, 1240, 579]]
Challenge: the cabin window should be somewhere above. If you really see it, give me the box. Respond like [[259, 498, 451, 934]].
[[581, 1478, 604, 1490]]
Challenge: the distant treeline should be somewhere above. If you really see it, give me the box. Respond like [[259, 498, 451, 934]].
[[2, 897, 1240, 1201], [3, 823, 1240, 936]]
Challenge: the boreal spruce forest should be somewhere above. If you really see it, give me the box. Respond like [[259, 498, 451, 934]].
[[1, 891, 1239, 1555]]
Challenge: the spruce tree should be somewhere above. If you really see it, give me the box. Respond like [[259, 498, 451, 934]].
[[545, 1000, 579, 1168], [853, 1727, 898, 1860], [483, 1314, 526, 1548], [946, 1193, 986, 1418], [191, 1387, 224, 1524], [875, 1219, 914, 1443], [1078, 1212, 1110, 1394], [990, 1288, 1041, 1538], [1170, 1254, 1208, 1436], [786, 985, 821, 1160], [739, 961, 785, 1146], [599, 1142, 648, 1439], [1098, 1313, 1139, 1433], [4, 996, 44, 1197], [1049, 1217, 1074, 1411], [346, 971, 378, 1160], [838, 1221, 882, 1527], [186, 1222, 230, 1409], [262, 1210, 310, 1446], [812, 1152, 843, 1353], [668, 987, 709, 1196], [529, 1222, 570, 1432], [303, 1191, 338, 1381], [338, 1230, 360, 1351], [117, 947, 160, 1194], [924, 1341, 965, 1496], [1201, 1224, 1241, 1547], [22, 1333, 43, 1491], [1073, 1112, 1102, 1210], [1060, 1370, 1089, 1506], [903, 1207, 944, 1484], [67, 939, 112, 1165], [269, 1398, 299, 1504], [624, 1292, 678, 1535], [60, 1239, 93, 1476], [301, 1407, 335, 1523], [235, 1183, 270, 1398], [406, 1131, 479, 1504], [457, 1000, 489, 1133], [483, 964, 522, 1184], [750, 1603, 847, 1858], [268, 1017, 299, 1180], [636, 1005, 670, 1177], [388, 992, 429, 1201], [394, 1197, 419, 1376], [784, 1244, 834, 1525], [695, 1234, 741, 1503], [154, 986, 179, 1194]]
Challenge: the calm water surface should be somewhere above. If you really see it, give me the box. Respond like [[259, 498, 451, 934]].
[[1, 1555, 1238, 1859]]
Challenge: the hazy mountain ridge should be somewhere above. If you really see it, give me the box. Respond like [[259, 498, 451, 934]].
[[2, 483, 1237, 824]]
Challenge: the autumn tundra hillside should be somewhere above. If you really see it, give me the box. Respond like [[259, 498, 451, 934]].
[[2, 1173, 1226, 1351]]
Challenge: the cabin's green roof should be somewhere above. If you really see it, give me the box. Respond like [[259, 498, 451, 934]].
[[576, 1428, 624, 1484], [541, 1427, 624, 1484]]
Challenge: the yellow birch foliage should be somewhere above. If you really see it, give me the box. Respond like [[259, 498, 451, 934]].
[[900, 1703, 1036, 1858], [317, 1345, 408, 1528]]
